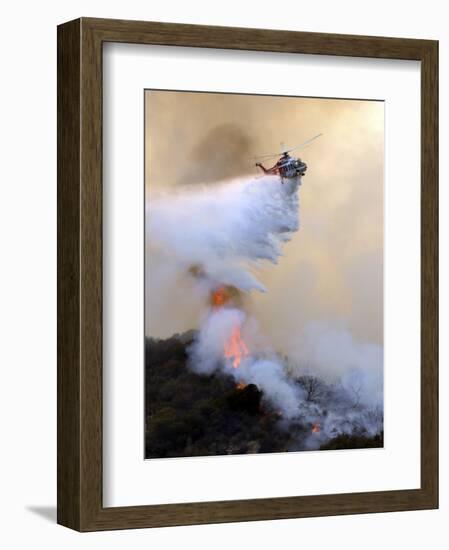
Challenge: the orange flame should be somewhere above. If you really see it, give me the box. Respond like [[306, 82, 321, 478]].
[[224, 325, 249, 368], [210, 286, 249, 368], [236, 381, 246, 390], [311, 422, 320, 433], [211, 286, 229, 308]]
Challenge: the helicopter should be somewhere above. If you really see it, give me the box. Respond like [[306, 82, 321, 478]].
[[255, 133, 322, 183]]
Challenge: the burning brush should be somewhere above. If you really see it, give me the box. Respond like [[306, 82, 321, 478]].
[[210, 286, 249, 369]]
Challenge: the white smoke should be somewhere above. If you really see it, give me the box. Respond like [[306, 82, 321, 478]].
[[235, 358, 304, 419], [188, 306, 304, 419], [188, 307, 247, 376], [291, 322, 384, 408]]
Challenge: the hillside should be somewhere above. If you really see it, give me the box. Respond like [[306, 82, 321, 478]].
[[145, 333, 383, 459]]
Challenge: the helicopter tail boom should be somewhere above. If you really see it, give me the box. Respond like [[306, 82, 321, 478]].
[[255, 162, 277, 175]]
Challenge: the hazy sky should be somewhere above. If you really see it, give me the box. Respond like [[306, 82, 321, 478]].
[[145, 90, 384, 348]]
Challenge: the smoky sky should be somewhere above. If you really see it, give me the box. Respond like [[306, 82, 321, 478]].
[[181, 123, 253, 185], [145, 90, 384, 348]]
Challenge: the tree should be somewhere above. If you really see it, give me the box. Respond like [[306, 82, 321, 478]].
[[297, 375, 325, 402]]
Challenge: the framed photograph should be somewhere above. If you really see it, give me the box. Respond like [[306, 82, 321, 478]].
[[57, 17, 438, 531]]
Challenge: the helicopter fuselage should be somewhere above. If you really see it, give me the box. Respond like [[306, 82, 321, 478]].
[[256, 153, 307, 181], [254, 134, 322, 183]]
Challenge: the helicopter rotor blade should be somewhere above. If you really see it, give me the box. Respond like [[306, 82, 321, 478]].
[[253, 133, 323, 161], [284, 133, 323, 154]]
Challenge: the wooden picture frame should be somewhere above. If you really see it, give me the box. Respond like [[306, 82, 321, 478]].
[[57, 17, 438, 531]]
